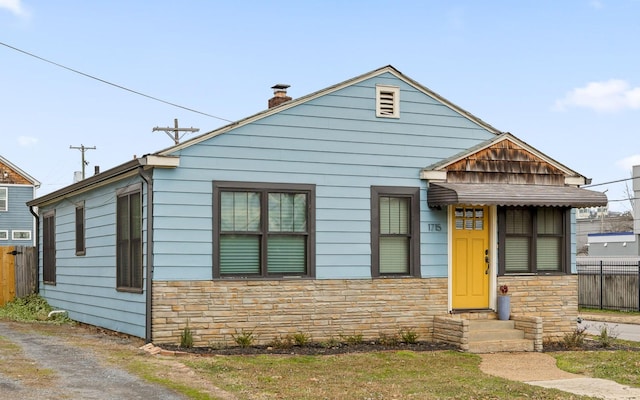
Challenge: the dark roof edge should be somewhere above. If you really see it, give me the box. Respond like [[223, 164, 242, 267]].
[[27, 155, 179, 207], [0, 154, 41, 187], [427, 182, 608, 208], [157, 65, 503, 156]]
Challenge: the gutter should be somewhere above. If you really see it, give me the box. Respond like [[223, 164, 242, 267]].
[[27, 153, 179, 342], [138, 166, 154, 344], [28, 205, 40, 294]]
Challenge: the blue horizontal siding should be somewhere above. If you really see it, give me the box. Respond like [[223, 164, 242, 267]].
[[153, 74, 494, 280], [38, 177, 147, 338], [0, 185, 36, 245]]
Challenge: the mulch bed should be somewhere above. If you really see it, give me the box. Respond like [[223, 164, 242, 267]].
[[159, 340, 457, 356], [543, 338, 640, 352], [159, 337, 640, 356]]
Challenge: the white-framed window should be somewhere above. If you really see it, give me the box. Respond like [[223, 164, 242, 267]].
[[0, 230, 8, 240], [376, 85, 400, 118], [0, 187, 7, 211], [12, 230, 32, 241]]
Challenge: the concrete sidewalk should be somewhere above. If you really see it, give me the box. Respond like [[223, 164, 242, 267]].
[[480, 352, 640, 400], [556, 312, 640, 399], [579, 311, 640, 325], [480, 311, 640, 399], [529, 377, 640, 400]]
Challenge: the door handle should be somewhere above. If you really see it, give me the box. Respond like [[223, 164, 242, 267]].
[[484, 249, 489, 275]]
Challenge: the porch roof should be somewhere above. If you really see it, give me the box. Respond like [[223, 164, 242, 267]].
[[427, 182, 608, 208]]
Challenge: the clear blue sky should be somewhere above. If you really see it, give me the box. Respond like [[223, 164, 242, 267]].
[[2, 1, 638, 212]]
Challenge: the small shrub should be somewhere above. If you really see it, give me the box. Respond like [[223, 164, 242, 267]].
[[232, 329, 256, 348], [207, 340, 228, 350], [597, 323, 619, 348], [562, 325, 587, 349], [320, 336, 341, 349], [400, 328, 420, 344], [378, 332, 400, 346], [340, 333, 363, 345], [0, 294, 71, 324], [292, 332, 311, 346], [269, 335, 294, 349], [180, 324, 194, 348]]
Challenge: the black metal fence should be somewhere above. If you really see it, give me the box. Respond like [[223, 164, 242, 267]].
[[577, 258, 640, 311]]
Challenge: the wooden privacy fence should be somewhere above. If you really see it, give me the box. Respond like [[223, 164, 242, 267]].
[[577, 258, 640, 311], [0, 246, 37, 306]]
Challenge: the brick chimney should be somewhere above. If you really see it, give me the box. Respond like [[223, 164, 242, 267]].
[[268, 84, 291, 108]]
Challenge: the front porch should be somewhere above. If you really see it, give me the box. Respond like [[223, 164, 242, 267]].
[[434, 311, 543, 353]]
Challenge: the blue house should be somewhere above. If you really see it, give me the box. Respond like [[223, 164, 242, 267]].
[[1, 155, 40, 246], [28, 66, 607, 350]]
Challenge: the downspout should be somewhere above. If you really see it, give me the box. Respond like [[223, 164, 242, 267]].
[[138, 166, 154, 343], [29, 205, 40, 294]]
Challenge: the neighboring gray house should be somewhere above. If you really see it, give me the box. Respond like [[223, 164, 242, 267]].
[[0, 155, 40, 246], [28, 66, 607, 349], [586, 165, 640, 258]]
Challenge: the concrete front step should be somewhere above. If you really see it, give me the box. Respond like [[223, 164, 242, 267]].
[[468, 319, 534, 353], [468, 338, 534, 353]]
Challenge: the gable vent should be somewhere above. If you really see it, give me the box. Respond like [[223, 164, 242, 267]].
[[376, 85, 400, 118]]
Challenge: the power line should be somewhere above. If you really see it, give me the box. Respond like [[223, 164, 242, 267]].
[[608, 197, 639, 203], [584, 176, 638, 188], [0, 41, 233, 123]]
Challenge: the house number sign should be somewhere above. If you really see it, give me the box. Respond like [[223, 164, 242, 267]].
[[428, 224, 442, 232]]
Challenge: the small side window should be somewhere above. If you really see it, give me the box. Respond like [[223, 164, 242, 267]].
[[76, 202, 86, 256], [12, 230, 31, 241], [43, 211, 56, 284], [0, 187, 7, 211]]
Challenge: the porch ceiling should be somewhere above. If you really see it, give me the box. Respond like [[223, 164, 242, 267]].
[[427, 182, 608, 208]]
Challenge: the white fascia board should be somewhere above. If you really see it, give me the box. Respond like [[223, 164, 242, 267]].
[[565, 176, 586, 186], [139, 155, 179, 168], [420, 170, 447, 181]]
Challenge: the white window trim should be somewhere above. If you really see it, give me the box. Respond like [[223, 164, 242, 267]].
[[12, 230, 32, 241], [376, 84, 400, 118], [0, 230, 7, 240], [0, 187, 7, 211]]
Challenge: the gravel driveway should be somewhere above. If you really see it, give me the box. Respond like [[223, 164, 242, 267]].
[[0, 321, 187, 399]]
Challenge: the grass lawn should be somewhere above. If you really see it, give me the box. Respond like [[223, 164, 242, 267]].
[[167, 350, 594, 399], [1, 298, 637, 399]]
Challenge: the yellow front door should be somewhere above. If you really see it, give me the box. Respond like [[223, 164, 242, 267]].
[[452, 206, 489, 309]]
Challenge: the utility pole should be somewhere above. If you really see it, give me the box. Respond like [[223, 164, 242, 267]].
[[69, 144, 96, 180], [152, 118, 199, 145]]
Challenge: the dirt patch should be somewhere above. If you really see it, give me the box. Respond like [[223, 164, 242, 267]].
[[0, 320, 189, 399]]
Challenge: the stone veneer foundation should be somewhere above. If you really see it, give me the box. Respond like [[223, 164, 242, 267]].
[[498, 274, 578, 340], [151, 274, 578, 347], [152, 278, 448, 346]]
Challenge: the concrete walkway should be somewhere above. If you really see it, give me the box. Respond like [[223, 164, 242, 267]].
[[481, 312, 640, 399], [530, 377, 640, 400], [480, 352, 640, 399]]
